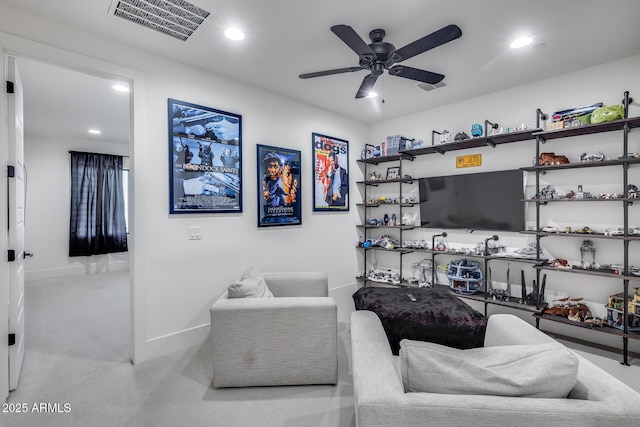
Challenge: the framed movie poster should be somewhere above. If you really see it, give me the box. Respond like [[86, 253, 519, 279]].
[[312, 132, 349, 211], [257, 144, 302, 227], [168, 99, 242, 214]]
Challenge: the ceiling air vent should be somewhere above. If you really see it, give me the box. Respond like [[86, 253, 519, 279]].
[[417, 81, 447, 92], [107, 0, 218, 42]]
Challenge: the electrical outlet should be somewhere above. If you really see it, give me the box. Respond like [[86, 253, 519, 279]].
[[188, 226, 202, 240]]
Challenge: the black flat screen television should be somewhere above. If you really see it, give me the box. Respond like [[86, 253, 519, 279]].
[[418, 169, 525, 232]]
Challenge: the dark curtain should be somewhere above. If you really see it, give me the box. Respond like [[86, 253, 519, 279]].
[[69, 151, 128, 256]]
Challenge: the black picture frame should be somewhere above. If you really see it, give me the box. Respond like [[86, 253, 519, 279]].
[[168, 99, 242, 214], [386, 166, 400, 180], [257, 144, 302, 227], [312, 132, 349, 211]]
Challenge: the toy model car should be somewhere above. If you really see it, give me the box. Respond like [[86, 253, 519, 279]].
[[575, 226, 597, 234], [604, 227, 640, 236], [542, 225, 559, 233]]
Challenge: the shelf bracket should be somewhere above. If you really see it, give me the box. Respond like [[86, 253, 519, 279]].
[[622, 91, 632, 118], [536, 108, 548, 129], [484, 120, 499, 138], [431, 129, 443, 146]]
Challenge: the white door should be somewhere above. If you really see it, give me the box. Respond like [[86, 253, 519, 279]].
[[6, 55, 26, 391]]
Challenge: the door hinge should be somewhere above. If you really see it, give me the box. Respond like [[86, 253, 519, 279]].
[[8, 250, 15, 262], [7, 165, 15, 178], [8, 334, 15, 346], [6, 80, 14, 94]]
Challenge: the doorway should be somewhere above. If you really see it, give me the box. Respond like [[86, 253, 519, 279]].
[[14, 57, 133, 383]]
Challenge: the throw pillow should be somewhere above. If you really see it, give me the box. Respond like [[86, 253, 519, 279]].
[[399, 339, 578, 398], [227, 267, 274, 298]]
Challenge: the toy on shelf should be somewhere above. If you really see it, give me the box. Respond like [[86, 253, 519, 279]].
[[370, 234, 399, 250], [579, 240, 597, 269], [367, 268, 401, 285], [408, 259, 433, 288], [446, 259, 483, 295], [544, 297, 593, 323], [471, 123, 483, 137], [439, 130, 451, 144], [488, 264, 511, 302], [454, 131, 470, 141], [591, 104, 625, 124], [539, 152, 570, 166], [550, 102, 602, 129], [519, 270, 546, 307], [605, 292, 640, 331], [403, 239, 428, 249], [580, 151, 605, 162]]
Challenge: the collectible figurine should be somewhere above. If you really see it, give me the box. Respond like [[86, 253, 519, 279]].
[[580, 151, 605, 162], [439, 130, 451, 144], [471, 123, 483, 137]]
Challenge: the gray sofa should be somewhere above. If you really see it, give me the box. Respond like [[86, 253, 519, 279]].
[[210, 272, 337, 388], [351, 310, 640, 427]]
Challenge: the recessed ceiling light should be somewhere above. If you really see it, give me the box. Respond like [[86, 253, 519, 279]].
[[510, 36, 532, 49], [224, 28, 245, 41], [366, 91, 378, 98], [88, 129, 101, 135], [112, 84, 130, 92]]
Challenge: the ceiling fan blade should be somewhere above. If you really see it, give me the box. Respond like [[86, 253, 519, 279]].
[[299, 67, 363, 79], [392, 24, 462, 63], [388, 65, 445, 84], [355, 74, 379, 99], [331, 25, 375, 59]]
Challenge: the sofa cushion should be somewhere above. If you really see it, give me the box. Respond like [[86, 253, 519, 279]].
[[227, 267, 274, 298], [399, 339, 579, 398]]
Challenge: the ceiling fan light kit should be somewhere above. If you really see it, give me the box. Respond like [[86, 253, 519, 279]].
[[299, 23, 462, 98]]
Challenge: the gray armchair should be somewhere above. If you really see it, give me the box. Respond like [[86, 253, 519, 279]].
[[210, 272, 338, 388]]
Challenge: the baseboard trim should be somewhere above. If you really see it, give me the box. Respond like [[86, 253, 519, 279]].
[[145, 323, 210, 360], [26, 260, 129, 281]]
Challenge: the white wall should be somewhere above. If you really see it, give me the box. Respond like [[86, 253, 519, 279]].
[[370, 54, 640, 353], [24, 134, 129, 279], [0, 5, 367, 360]]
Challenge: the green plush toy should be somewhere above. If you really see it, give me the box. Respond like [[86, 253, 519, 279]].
[[591, 104, 625, 123]]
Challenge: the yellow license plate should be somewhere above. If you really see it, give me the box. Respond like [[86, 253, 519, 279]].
[[456, 154, 482, 168]]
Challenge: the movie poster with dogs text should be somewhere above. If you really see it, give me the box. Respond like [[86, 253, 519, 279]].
[[312, 133, 349, 211], [257, 144, 301, 227], [168, 99, 242, 214]]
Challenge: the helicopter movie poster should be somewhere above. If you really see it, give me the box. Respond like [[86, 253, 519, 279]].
[[257, 144, 301, 227], [312, 132, 349, 211], [168, 99, 242, 214]]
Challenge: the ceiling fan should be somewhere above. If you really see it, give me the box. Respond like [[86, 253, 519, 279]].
[[299, 24, 462, 98]]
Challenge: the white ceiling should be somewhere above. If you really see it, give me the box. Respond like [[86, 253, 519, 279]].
[[15, 57, 131, 145], [4, 0, 640, 145]]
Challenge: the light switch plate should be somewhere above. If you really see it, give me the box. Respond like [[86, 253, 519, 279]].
[[188, 226, 202, 240]]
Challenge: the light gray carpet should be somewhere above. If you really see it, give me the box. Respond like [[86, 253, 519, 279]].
[[1, 271, 355, 427]]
